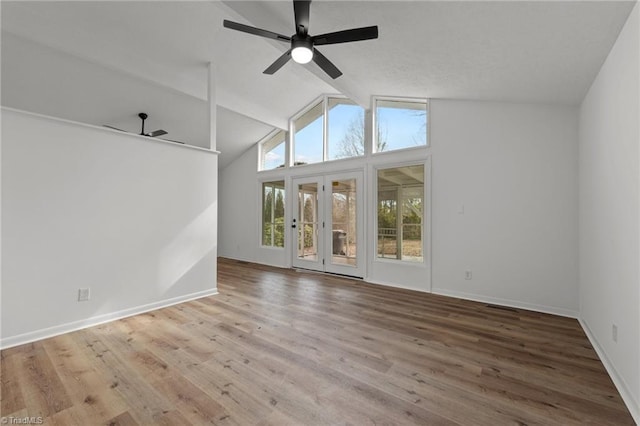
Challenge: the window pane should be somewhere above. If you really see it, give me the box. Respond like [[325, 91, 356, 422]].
[[263, 186, 273, 223], [327, 98, 365, 160], [375, 99, 427, 153], [260, 130, 286, 170], [377, 165, 424, 262], [377, 195, 397, 259], [263, 141, 285, 170], [274, 222, 285, 248], [294, 101, 324, 166], [262, 224, 273, 247], [262, 181, 285, 248]]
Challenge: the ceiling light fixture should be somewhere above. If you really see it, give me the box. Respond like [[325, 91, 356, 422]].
[[291, 36, 313, 64]]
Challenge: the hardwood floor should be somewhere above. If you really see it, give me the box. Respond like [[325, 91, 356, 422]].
[[1, 258, 635, 425]]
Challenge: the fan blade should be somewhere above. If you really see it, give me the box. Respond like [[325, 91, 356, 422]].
[[313, 26, 378, 46], [312, 48, 342, 79], [149, 130, 168, 137], [264, 50, 292, 75], [293, 0, 310, 35], [223, 20, 290, 42], [103, 125, 127, 132]]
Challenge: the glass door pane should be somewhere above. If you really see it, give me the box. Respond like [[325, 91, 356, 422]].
[[297, 182, 319, 261], [324, 171, 364, 278], [330, 178, 357, 267]]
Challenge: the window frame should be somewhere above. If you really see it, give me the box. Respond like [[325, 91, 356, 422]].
[[326, 96, 366, 162], [373, 161, 428, 265], [260, 179, 286, 249], [258, 94, 430, 172], [291, 96, 326, 167], [290, 95, 369, 168], [258, 129, 287, 171], [372, 96, 429, 155]]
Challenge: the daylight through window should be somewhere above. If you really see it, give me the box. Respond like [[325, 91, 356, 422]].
[[260, 130, 286, 171], [294, 101, 324, 166], [262, 181, 285, 248], [327, 98, 365, 161], [259, 95, 429, 171], [377, 165, 424, 262], [375, 99, 427, 153]]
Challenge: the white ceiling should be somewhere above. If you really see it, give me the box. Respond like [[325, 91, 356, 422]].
[[1, 1, 636, 168]]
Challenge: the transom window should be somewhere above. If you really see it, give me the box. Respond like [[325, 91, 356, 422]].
[[260, 130, 286, 171], [327, 98, 365, 161], [374, 98, 428, 153], [292, 96, 366, 166], [257, 95, 428, 171], [294, 101, 324, 166]]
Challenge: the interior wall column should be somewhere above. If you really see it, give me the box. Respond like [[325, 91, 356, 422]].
[[208, 62, 217, 151]]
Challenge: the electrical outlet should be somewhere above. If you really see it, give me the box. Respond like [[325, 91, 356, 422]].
[[465, 270, 472, 280], [78, 288, 90, 302], [612, 324, 618, 342]]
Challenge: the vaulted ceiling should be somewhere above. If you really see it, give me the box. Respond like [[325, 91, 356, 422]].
[[1, 1, 636, 168]]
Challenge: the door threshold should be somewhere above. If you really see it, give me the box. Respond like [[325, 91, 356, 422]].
[[293, 268, 363, 280]]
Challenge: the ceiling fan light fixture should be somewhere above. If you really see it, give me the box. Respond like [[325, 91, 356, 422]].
[[292, 46, 313, 64], [291, 36, 313, 64], [223, 1, 379, 79]]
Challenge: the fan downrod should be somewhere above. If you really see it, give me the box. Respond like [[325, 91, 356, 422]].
[[138, 112, 148, 135]]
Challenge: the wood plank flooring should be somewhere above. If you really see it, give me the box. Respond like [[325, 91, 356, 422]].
[[1, 257, 635, 425]]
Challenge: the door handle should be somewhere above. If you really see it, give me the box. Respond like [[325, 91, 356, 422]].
[[292, 219, 297, 228]]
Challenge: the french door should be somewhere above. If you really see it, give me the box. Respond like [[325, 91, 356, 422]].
[[292, 171, 364, 278]]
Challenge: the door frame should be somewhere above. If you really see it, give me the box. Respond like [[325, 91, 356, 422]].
[[291, 170, 365, 278], [291, 175, 325, 273]]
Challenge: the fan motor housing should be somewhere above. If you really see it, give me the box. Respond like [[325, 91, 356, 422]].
[[292, 34, 312, 48], [291, 34, 313, 63]]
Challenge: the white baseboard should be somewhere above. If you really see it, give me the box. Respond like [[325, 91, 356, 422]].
[[431, 287, 579, 318], [361, 280, 578, 318], [218, 255, 289, 270], [579, 318, 640, 424], [364, 277, 432, 293], [0, 288, 218, 350]]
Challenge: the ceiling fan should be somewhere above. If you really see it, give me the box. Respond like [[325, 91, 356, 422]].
[[104, 113, 184, 144], [223, 0, 378, 79]]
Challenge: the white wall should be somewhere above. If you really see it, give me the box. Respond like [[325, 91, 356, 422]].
[[1, 108, 219, 348], [219, 99, 579, 316], [218, 145, 278, 264], [431, 100, 579, 316], [578, 4, 639, 421]]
